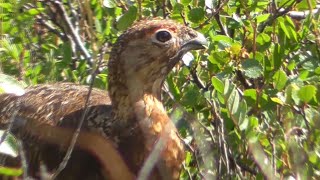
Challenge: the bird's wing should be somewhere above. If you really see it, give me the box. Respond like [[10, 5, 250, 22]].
[[0, 83, 112, 130]]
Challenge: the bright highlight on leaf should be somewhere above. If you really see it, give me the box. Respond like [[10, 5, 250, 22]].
[[0, 130, 18, 158], [0, 74, 25, 96], [0, 166, 22, 176], [103, 0, 117, 8], [298, 85, 317, 103], [211, 77, 224, 93]]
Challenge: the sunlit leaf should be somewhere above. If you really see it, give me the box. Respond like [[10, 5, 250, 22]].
[[256, 14, 269, 23], [273, 70, 288, 90], [270, 97, 284, 105], [0, 166, 22, 176], [211, 76, 224, 93], [117, 6, 137, 30], [26, 8, 44, 15], [227, 88, 240, 115], [298, 85, 317, 103]]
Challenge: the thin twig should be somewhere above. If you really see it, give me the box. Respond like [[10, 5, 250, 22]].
[[300, 105, 311, 132], [195, 0, 229, 30], [162, 0, 166, 19], [36, 17, 67, 40], [188, 66, 207, 90], [50, 0, 92, 64], [50, 44, 107, 179], [177, 126, 206, 179], [285, 8, 320, 20]]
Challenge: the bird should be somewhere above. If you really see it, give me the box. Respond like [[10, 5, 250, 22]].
[[0, 18, 207, 179]]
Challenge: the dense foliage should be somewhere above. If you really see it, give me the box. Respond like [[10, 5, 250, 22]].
[[0, 0, 319, 179]]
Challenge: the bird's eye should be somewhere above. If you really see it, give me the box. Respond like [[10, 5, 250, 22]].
[[156, 30, 172, 43]]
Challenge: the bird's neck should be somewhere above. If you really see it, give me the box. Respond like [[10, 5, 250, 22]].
[[110, 75, 170, 133]]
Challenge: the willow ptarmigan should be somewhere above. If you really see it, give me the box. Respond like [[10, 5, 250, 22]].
[[0, 19, 207, 180]]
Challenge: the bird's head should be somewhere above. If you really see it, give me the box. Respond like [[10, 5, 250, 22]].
[[108, 19, 207, 98]]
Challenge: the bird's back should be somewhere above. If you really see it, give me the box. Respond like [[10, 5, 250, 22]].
[[0, 83, 111, 127], [0, 83, 114, 179]]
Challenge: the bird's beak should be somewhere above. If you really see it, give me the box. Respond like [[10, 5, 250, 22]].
[[169, 32, 208, 68], [180, 32, 208, 52]]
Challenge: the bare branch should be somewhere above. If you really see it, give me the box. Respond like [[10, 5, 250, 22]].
[[52, 44, 108, 178], [49, 0, 92, 64], [285, 8, 320, 20]]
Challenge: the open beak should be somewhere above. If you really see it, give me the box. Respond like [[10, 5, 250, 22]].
[[180, 32, 208, 52], [169, 32, 208, 69]]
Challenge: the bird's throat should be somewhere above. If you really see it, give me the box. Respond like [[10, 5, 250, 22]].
[[109, 78, 184, 179]]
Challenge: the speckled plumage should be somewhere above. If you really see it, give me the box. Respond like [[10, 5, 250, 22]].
[[0, 19, 207, 179]]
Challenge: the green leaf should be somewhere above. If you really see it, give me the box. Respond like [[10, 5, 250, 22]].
[[308, 151, 319, 165], [117, 6, 137, 31], [299, 70, 309, 80], [279, 17, 298, 42], [298, 85, 317, 103], [273, 70, 288, 90], [63, 43, 72, 65], [230, 43, 242, 55], [237, 101, 248, 130], [256, 33, 271, 52], [270, 97, 284, 105], [0, 38, 20, 61], [285, 84, 300, 105], [185, 151, 192, 165], [272, 44, 284, 70], [239, 117, 249, 131], [208, 51, 228, 66], [249, 116, 259, 129], [296, 0, 316, 10], [0, 3, 12, 10], [256, 14, 269, 23], [278, 0, 295, 8], [26, 8, 44, 15], [315, 67, 320, 74], [211, 35, 233, 48], [285, 16, 298, 42], [227, 88, 240, 115], [279, 20, 290, 39], [167, 75, 181, 100], [0, 166, 22, 176], [244, 89, 257, 105], [181, 86, 201, 106], [241, 59, 263, 78], [188, 8, 205, 23], [211, 77, 224, 93], [181, 0, 192, 6], [224, 80, 235, 97], [304, 107, 320, 127]]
